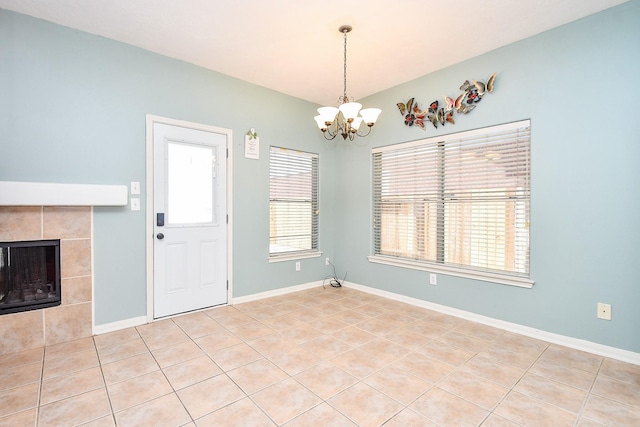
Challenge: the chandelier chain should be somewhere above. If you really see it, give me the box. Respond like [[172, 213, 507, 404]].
[[343, 28, 348, 101]]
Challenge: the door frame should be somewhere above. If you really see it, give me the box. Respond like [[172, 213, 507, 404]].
[[145, 114, 233, 322]]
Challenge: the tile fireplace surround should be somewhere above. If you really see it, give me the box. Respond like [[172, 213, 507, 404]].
[[0, 206, 93, 355]]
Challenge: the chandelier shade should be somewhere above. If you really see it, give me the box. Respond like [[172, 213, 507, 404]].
[[315, 25, 381, 141]]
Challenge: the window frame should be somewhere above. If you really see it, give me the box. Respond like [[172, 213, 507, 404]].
[[368, 120, 534, 288], [268, 146, 321, 262]]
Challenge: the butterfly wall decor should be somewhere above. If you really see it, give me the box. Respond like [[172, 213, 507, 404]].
[[398, 72, 497, 130]]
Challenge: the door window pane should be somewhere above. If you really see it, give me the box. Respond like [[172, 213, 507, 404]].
[[167, 142, 216, 225]]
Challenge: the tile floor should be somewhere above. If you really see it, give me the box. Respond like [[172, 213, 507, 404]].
[[1, 286, 640, 426]]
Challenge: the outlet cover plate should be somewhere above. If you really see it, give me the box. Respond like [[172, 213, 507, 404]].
[[597, 303, 611, 320]]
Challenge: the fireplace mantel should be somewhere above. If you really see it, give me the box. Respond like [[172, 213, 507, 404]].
[[0, 181, 128, 206]]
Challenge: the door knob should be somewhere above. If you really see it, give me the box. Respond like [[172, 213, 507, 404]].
[[156, 233, 165, 240]]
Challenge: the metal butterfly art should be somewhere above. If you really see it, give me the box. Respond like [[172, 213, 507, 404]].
[[397, 98, 428, 130], [399, 72, 497, 130]]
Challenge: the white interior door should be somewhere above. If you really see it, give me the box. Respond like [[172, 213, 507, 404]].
[[153, 122, 227, 318]]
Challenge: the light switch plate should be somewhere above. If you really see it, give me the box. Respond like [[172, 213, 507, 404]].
[[130, 181, 140, 195]]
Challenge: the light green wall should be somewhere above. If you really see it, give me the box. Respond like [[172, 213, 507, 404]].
[[0, 9, 336, 325], [2, 2, 639, 353], [335, 0, 640, 352]]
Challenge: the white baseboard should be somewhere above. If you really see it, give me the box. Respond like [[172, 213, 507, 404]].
[[231, 281, 324, 305], [344, 281, 640, 366], [93, 316, 148, 335]]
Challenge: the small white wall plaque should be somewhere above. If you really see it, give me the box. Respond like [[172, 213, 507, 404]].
[[244, 128, 259, 160]]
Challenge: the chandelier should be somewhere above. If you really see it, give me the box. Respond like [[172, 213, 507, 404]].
[[314, 25, 381, 141]]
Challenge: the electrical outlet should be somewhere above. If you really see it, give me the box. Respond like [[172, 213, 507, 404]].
[[295, 262, 301, 271], [597, 303, 611, 320], [130, 198, 140, 211], [325, 257, 330, 266], [429, 273, 437, 286]]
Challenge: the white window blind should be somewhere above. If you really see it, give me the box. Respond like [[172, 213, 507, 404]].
[[372, 120, 531, 279], [269, 146, 319, 258]]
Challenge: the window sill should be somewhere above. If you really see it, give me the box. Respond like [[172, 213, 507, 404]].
[[269, 251, 322, 263], [367, 255, 534, 289]]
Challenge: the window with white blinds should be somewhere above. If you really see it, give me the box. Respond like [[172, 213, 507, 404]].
[[269, 146, 319, 259], [372, 120, 531, 282]]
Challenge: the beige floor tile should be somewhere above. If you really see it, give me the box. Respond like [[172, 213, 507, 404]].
[[375, 311, 417, 325], [96, 336, 149, 365], [329, 348, 388, 379], [114, 393, 191, 427], [383, 408, 439, 427], [173, 314, 225, 339], [540, 344, 603, 374], [81, 415, 116, 426], [418, 341, 475, 366], [358, 337, 410, 363], [494, 391, 577, 426], [0, 382, 39, 418], [0, 360, 42, 391], [203, 305, 243, 320], [422, 312, 465, 330], [591, 374, 640, 408], [38, 388, 112, 427], [529, 356, 597, 390], [211, 311, 255, 329], [329, 382, 403, 426], [0, 408, 37, 427], [43, 347, 99, 379], [461, 354, 526, 388], [195, 397, 276, 427], [581, 395, 640, 426], [210, 342, 263, 371], [392, 351, 454, 384], [194, 330, 243, 355], [0, 347, 44, 368], [294, 361, 358, 400], [267, 345, 323, 376], [600, 358, 640, 386], [513, 372, 587, 413], [140, 326, 190, 351], [152, 339, 206, 369], [454, 321, 505, 343], [278, 324, 326, 344], [477, 346, 540, 371], [162, 355, 222, 390], [227, 358, 289, 395], [136, 318, 179, 337], [101, 352, 160, 385], [436, 369, 509, 411], [364, 365, 431, 405], [45, 336, 95, 358], [229, 321, 274, 341], [301, 335, 353, 359], [177, 374, 246, 419], [436, 330, 492, 353], [310, 316, 350, 333], [481, 413, 521, 426], [284, 402, 357, 427], [402, 319, 450, 339], [248, 333, 297, 357], [41, 366, 104, 405], [353, 317, 401, 336], [311, 302, 346, 316], [326, 310, 371, 326], [384, 327, 432, 349], [330, 325, 377, 346], [93, 327, 140, 350], [107, 370, 173, 412], [410, 387, 489, 427], [352, 302, 390, 317], [252, 377, 322, 425]]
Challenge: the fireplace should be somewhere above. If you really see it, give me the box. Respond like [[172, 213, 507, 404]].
[[0, 239, 61, 315]]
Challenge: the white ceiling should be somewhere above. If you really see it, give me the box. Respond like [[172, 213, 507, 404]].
[[0, 0, 628, 106]]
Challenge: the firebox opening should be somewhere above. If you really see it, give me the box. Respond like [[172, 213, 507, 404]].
[[0, 239, 61, 315]]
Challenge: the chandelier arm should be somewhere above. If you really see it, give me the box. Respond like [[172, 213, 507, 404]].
[[355, 125, 373, 138]]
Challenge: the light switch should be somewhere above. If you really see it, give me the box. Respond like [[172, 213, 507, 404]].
[[131, 198, 140, 211], [131, 181, 140, 195]]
